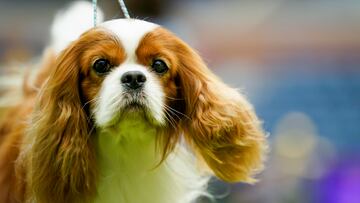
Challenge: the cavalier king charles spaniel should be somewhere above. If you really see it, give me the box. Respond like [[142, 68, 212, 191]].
[[0, 2, 267, 203]]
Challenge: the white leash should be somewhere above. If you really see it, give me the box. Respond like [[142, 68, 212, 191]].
[[93, 0, 98, 27], [93, 0, 130, 27], [117, 0, 130, 19]]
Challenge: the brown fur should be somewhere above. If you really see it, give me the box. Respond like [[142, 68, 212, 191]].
[[178, 47, 267, 183], [0, 26, 267, 203], [0, 28, 125, 203], [139, 28, 267, 182], [19, 28, 125, 203], [0, 48, 56, 203]]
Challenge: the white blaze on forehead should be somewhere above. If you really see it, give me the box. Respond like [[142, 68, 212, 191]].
[[100, 19, 159, 62]]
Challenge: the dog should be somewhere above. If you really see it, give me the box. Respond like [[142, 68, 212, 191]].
[[0, 2, 267, 203]]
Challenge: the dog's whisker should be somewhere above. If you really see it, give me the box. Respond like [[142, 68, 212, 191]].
[[163, 103, 191, 121], [163, 110, 177, 129], [164, 96, 184, 101], [82, 97, 99, 110]]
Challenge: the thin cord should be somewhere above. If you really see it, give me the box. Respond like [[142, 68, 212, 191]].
[[93, 0, 97, 27], [117, 0, 130, 19], [93, 0, 130, 27]]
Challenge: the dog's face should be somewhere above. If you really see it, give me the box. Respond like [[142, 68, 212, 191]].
[[28, 19, 266, 202], [83, 20, 179, 127], [64, 20, 189, 128]]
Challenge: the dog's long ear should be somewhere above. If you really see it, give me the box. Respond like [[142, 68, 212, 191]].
[[24, 41, 96, 203], [176, 40, 267, 183]]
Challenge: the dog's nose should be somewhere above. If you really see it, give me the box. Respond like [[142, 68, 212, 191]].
[[121, 71, 147, 89]]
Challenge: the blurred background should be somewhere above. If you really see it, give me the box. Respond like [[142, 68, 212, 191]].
[[1, 0, 359, 202]]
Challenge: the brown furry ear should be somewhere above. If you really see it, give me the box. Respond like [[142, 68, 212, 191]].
[[22, 42, 96, 203], [176, 42, 267, 183]]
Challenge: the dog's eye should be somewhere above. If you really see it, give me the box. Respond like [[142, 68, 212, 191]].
[[151, 59, 168, 74], [93, 59, 111, 75]]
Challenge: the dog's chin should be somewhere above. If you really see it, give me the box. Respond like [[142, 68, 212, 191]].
[[96, 96, 165, 128], [120, 102, 147, 119], [115, 101, 160, 126]]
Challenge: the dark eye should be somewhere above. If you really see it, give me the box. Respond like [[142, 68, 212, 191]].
[[151, 59, 168, 74], [93, 59, 111, 75]]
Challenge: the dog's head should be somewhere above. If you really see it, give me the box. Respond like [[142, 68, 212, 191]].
[[26, 19, 267, 202]]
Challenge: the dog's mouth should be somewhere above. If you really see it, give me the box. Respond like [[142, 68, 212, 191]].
[[113, 92, 163, 126], [126, 101, 145, 110], [119, 98, 163, 126], [121, 97, 149, 115]]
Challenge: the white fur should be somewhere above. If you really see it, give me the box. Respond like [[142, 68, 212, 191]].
[[94, 116, 209, 203], [50, 1, 104, 54], [100, 19, 158, 62], [94, 19, 163, 126], [94, 64, 165, 126]]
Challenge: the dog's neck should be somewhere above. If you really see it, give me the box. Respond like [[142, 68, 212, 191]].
[[95, 115, 160, 172], [93, 115, 208, 203]]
